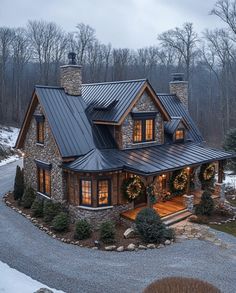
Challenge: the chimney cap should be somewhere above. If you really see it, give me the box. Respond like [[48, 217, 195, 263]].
[[68, 52, 77, 65], [172, 73, 184, 82]]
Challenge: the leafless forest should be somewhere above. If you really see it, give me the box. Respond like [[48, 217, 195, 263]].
[[0, 0, 236, 147]]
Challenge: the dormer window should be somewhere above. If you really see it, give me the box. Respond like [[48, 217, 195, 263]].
[[132, 112, 156, 143], [175, 129, 185, 142], [34, 114, 45, 144]]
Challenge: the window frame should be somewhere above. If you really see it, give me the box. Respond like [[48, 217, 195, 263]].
[[175, 128, 185, 142], [35, 160, 52, 197], [132, 112, 156, 144], [80, 179, 92, 207], [97, 178, 111, 207]]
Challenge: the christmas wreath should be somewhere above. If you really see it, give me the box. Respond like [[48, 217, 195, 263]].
[[170, 169, 188, 196], [198, 163, 215, 190], [122, 176, 144, 202]]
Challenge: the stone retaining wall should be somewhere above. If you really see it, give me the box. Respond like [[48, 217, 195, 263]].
[[69, 203, 131, 228]]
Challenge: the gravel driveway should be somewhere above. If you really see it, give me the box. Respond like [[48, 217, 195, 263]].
[[0, 160, 236, 293]]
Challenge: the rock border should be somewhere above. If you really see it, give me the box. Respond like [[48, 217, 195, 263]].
[[2, 192, 175, 252]]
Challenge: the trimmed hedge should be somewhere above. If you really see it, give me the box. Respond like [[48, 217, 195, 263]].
[[74, 219, 92, 240]]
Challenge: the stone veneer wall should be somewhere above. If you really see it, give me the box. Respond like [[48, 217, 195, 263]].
[[121, 91, 164, 149], [68, 203, 132, 229], [23, 103, 65, 202]]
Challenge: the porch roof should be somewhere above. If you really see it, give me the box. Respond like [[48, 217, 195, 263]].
[[64, 142, 235, 175]]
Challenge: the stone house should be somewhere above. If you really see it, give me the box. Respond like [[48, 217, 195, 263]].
[[16, 53, 235, 225]]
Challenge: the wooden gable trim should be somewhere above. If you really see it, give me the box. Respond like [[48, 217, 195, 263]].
[[93, 81, 171, 126], [118, 82, 171, 125], [15, 90, 63, 159], [15, 91, 38, 149]]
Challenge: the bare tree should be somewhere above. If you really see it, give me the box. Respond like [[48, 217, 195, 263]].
[[74, 23, 96, 64], [0, 27, 14, 120], [158, 23, 198, 81]]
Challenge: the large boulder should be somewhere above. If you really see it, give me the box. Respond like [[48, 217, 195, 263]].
[[123, 227, 136, 239]]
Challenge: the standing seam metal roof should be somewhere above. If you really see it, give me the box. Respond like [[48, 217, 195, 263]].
[[82, 79, 146, 122], [158, 94, 203, 143], [35, 86, 116, 158], [65, 143, 234, 175]]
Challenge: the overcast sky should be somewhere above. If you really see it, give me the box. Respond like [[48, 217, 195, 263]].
[[0, 0, 224, 48]]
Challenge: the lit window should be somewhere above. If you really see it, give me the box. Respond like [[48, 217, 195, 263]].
[[175, 129, 184, 141], [145, 119, 154, 141], [98, 180, 110, 206], [133, 120, 142, 142], [80, 180, 92, 206], [133, 119, 154, 143], [37, 167, 51, 196]]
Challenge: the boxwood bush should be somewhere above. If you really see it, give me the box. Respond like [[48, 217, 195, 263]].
[[21, 186, 36, 208], [74, 219, 92, 240], [99, 221, 115, 244], [135, 208, 172, 243], [52, 212, 69, 232]]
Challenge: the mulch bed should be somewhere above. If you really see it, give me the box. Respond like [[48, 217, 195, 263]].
[[4, 192, 145, 250]]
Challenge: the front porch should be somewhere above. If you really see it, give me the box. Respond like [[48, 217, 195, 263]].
[[121, 190, 220, 223]]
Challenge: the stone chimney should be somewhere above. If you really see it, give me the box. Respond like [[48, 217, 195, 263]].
[[60, 52, 82, 96], [169, 73, 188, 109]]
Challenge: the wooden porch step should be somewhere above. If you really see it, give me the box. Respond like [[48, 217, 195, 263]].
[[162, 209, 192, 226]]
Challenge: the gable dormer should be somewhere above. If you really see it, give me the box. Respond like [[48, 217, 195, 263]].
[[164, 117, 189, 143]]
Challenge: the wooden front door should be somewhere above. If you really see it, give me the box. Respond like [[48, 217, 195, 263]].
[[134, 192, 147, 207]]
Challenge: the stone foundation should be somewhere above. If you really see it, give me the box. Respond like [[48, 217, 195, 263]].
[[68, 203, 132, 228]]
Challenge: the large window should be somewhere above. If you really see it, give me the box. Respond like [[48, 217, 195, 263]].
[[133, 119, 154, 143], [37, 167, 51, 196], [98, 179, 111, 207], [80, 180, 92, 206]]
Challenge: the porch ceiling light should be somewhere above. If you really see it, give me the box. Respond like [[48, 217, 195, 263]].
[[162, 174, 166, 178]]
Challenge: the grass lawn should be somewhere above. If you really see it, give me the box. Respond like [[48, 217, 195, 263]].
[[210, 222, 236, 237]]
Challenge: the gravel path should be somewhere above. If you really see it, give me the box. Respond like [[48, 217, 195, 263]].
[[0, 160, 236, 293]]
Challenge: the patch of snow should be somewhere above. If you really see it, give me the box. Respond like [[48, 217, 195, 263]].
[[0, 261, 64, 293], [0, 125, 19, 148], [0, 125, 20, 167], [224, 171, 236, 189], [0, 155, 19, 167]]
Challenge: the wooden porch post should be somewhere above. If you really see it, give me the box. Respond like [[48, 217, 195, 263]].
[[146, 176, 154, 208], [218, 160, 224, 184]]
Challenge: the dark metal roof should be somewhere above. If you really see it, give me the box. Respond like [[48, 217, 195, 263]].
[[64, 143, 234, 175], [35, 86, 116, 158], [158, 94, 203, 143], [82, 79, 146, 123]]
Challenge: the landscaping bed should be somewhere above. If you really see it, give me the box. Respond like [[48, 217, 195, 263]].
[[3, 192, 175, 252]]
